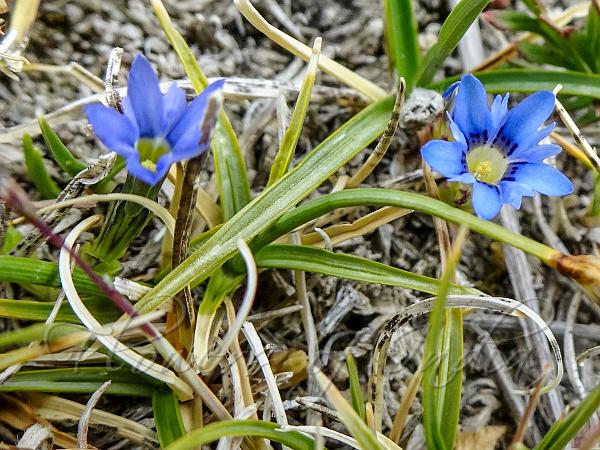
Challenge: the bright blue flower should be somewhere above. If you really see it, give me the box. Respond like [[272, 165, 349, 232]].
[[421, 74, 573, 220], [85, 54, 224, 186]]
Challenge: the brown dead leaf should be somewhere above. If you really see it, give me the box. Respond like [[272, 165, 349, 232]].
[[455, 425, 507, 450], [0, 0, 8, 15]]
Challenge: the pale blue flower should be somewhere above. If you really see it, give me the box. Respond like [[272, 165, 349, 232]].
[[85, 54, 224, 186], [421, 74, 573, 220]]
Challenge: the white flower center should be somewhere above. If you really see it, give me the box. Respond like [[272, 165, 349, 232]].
[[466, 145, 508, 184]]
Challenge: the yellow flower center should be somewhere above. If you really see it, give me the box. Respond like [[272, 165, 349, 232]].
[[136, 137, 171, 173], [466, 145, 508, 184]]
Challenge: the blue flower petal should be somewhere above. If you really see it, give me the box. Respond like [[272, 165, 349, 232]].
[[499, 180, 534, 209], [493, 91, 555, 156], [442, 81, 460, 101], [125, 155, 158, 186], [447, 115, 467, 147], [163, 83, 187, 134], [127, 54, 165, 138], [510, 162, 573, 196], [168, 79, 225, 158], [472, 182, 502, 219], [85, 104, 138, 157], [448, 172, 476, 184], [510, 143, 562, 163], [421, 139, 467, 178], [453, 74, 493, 145], [490, 94, 508, 134]]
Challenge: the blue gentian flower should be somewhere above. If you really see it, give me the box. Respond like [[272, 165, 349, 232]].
[[421, 74, 573, 220], [85, 54, 224, 186]]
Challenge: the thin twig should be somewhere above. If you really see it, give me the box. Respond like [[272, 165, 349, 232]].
[[77, 380, 111, 448]]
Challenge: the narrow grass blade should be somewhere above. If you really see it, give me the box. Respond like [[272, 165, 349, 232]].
[[0, 297, 119, 324], [0, 322, 81, 349], [38, 116, 87, 176], [347, 353, 366, 422], [23, 134, 60, 199], [135, 96, 394, 314], [268, 37, 321, 186], [383, 0, 420, 91], [0, 367, 160, 397], [432, 69, 600, 99], [314, 367, 384, 450], [165, 420, 315, 450], [153, 389, 186, 448], [250, 244, 479, 296], [417, 0, 490, 85], [421, 227, 468, 450], [438, 308, 463, 449], [248, 189, 556, 264], [0, 255, 105, 297], [533, 382, 600, 450], [151, 0, 251, 220]]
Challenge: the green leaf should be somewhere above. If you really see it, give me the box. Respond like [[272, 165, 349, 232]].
[[247, 189, 554, 264], [0, 297, 120, 324], [23, 134, 61, 199], [437, 309, 463, 450], [0, 322, 81, 350], [517, 43, 572, 70], [431, 70, 600, 99], [1, 225, 22, 254], [383, 0, 420, 91], [38, 116, 87, 176], [250, 244, 479, 296], [487, 10, 544, 34], [417, 0, 491, 86], [135, 96, 395, 314], [153, 389, 186, 447], [421, 229, 466, 450], [522, 0, 543, 16], [165, 420, 316, 450], [533, 382, 600, 450], [268, 38, 320, 186], [586, 1, 600, 71], [152, 0, 251, 220], [0, 367, 160, 396], [0, 255, 105, 297], [347, 353, 366, 422], [212, 120, 252, 220]]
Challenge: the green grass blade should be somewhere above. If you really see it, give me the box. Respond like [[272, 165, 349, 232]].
[[533, 382, 600, 450], [0, 297, 120, 324], [38, 116, 87, 176], [250, 244, 479, 296], [0, 255, 105, 297], [0, 367, 160, 396], [421, 227, 468, 450], [347, 353, 366, 421], [383, 0, 420, 91], [153, 389, 186, 447], [0, 322, 81, 349], [431, 69, 600, 99], [268, 38, 321, 186], [23, 134, 61, 199], [165, 420, 315, 450], [1, 225, 22, 254], [314, 368, 384, 450], [586, 1, 600, 72], [438, 309, 463, 449], [152, 0, 251, 220], [135, 96, 395, 314], [248, 189, 554, 263], [417, 0, 490, 86]]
